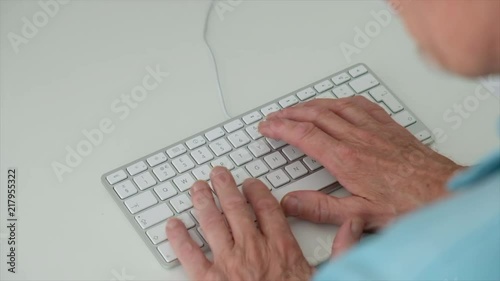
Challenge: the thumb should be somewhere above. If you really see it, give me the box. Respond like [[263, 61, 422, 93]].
[[331, 217, 365, 259], [280, 191, 359, 225]]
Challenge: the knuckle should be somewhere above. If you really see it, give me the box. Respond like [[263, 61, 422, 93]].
[[293, 122, 317, 143], [255, 197, 281, 216], [223, 196, 247, 213], [311, 196, 334, 223]]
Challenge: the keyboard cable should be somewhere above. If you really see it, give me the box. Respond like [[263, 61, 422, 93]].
[[203, 0, 233, 120]]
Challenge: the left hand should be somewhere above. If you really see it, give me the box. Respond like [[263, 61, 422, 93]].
[[166, 167, 314, 281]]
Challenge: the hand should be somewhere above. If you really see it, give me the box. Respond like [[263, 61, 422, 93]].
[[259, 96, 463, 230], [166, 167, 314, 281]]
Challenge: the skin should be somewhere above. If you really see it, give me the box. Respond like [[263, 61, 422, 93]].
[[167, 1, 500, 280]]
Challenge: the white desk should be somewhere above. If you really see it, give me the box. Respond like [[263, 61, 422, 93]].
[[1, 1, 498, 280]]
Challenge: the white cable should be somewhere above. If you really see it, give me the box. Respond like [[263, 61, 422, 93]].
[[204, 0, 233, 119]]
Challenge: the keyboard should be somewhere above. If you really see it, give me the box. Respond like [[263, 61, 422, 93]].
[[101, 63, 434, 268]]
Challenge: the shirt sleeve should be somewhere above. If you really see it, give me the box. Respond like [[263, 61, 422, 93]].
[[313, 154, 500, 281]]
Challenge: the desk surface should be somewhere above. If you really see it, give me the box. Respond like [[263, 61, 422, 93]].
[[1, 1, 499, 280]]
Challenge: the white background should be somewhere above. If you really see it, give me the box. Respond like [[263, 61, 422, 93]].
[[1, 0, 499, 280]]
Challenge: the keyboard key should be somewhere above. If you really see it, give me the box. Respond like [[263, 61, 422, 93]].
[[173, 173, 196, 192], [147, 221, 169, 244], [154, 182, 178, 200], [261, 103, 281, 116], [231, 168, 251, 185], [170, 194, 193, 213], [166, 144, 187, 158], [227, 131, 251, 148], [360, 92, 376, 103], [127, 161, 148, 176], [266, 169, 290, 188], [211, 156, 235, 170], [349, 74, 379, 93], [246, 123, 263, 140], [266, 138, 287, 149], [242, 111, 262, 125], [245, 159, 269, 178], [106, 170, 127, 185], [205, 127, 225, 141], [248, 139, 271, 157], [382, 96, 404, 113], [332, 84, 355, 98], [279, 95, 299, 108], [229, 148, 253, 166], [185, 135, 206, 149], [296, 87, 316, 100], [264, 151, 287, 169], [147, 152, 167, 167], [316, 92, 336, 99], [191, 146, 214, 165], [133, 171, 157, 190], [158, 242, 177, 262], [113, 180, 138, 199], [414, 130, 432, 142], [124, 191, 158, 214], [369, 87, 403, 112], [285, 161, 308, 179], [171, 155, 195, 173], [192, 164, 212, 180], [348, 65, 368, 77], [152, 163, 176, 182], [177, 212, 196, 229], [257, 176, 273, 190], [393, 111, 416, 127], [378, 103, 392, 115], [282, 145, 304, 161], [314, 80, 334, 93], [197, 227, 207, 241], [224, 119, 244, 133], [369, 86, 390, 102], [303, 156, 322, 171], [272, 168, 337, 202], [147, 214, 195, 245], [188, 229, 204, 247], [332, 72, 351, 85], [135, 203, 174, 229], [209, 138, 232, 156]]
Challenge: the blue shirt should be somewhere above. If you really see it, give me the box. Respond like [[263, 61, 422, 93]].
[[314, 148, 500, 280]]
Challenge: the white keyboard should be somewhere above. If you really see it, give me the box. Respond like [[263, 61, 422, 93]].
[[101, 64, 433, 268]]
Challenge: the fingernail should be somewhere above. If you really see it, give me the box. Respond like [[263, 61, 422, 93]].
[[191, 182, 202, 193], [210, 166, 227, 177], [283, 195, 299, 216], [350, 218, 364, 237]]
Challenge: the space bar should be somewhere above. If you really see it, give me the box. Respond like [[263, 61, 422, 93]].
[[272, 168, 337, 202]]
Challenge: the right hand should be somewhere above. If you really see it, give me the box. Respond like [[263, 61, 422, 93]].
[[258, 97, 463, 231]]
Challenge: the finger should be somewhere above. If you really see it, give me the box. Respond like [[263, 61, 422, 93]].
[[267, 104, 355, 141], [331, 217, 365, 259], [191, 181, 233, 255], [258, 118, 340, 169], [210, 166, 258, 241], [166, 218, 211, 280], [242, 178, 295, 240], [281, 191, 363, 225], [301, 96, 393, 125]]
